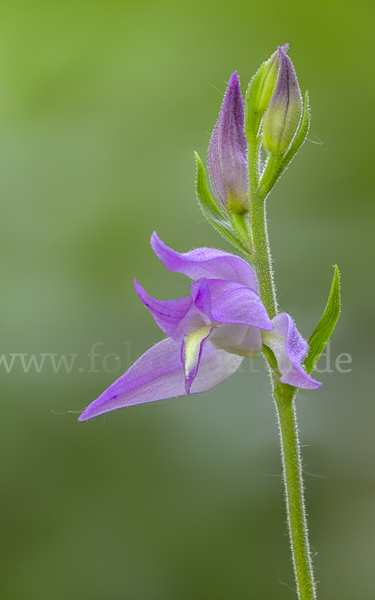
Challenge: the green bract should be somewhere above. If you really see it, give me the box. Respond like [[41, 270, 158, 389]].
[[194, 152, 250, 254], [304, 265, 341, 374]]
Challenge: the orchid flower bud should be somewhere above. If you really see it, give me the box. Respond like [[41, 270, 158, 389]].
[[207, 72, 250, 213], [245, 47, 281, 138], [262, 46, 302, 154], [254, 51, 280, 114]]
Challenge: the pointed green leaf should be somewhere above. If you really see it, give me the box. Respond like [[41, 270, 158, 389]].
[[258, 151, 284, 199], [304, 265, 341, 374], [194, 152, 249, 254]]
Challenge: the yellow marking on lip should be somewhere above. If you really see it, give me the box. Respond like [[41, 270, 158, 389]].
[[184, 326, 212, 378]]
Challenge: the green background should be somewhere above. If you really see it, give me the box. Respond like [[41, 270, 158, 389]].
[[1, 0, 374, 598]]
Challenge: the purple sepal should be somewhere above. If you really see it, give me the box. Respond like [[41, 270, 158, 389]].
[[151, 232, 258, 291], [134, 279, 208, 340], [207, 72, 249, 211], [263, 313, 321, 390], [78, 337, 243, 422]]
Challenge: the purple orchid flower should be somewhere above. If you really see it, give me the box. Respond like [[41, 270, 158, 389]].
[[263, 45, 302, 153], [78, 234, 320, 422], [207, 72, 250, 213]]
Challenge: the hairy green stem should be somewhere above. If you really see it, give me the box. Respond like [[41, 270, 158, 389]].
[[248, 139, 278, 319], [248, 140, 317, 599], [250, 196, 277, 319], [274, 384, 317, 600]]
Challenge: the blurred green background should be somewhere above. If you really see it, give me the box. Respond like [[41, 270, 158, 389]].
[[0, 0, 374, 598]]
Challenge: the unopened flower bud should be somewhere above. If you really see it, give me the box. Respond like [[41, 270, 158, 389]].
[[208, 72, 249, 213], [247, 48, 280, 121], [262, 46, 302, 154]]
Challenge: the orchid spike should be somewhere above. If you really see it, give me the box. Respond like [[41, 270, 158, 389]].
[[207, 72, 250, 214], [78, 234, 320, 422]]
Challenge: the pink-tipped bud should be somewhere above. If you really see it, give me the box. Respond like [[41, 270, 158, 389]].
[[262, 46, 302, 154]]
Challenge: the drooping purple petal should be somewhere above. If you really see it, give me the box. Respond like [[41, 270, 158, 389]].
[[151, 232, 258, 291], [262, 313, 321, 390], [134, 279, 208, 340], [78, 337, 243, 421], [207, 72, 249, 210], [191, 278, 273, 331]]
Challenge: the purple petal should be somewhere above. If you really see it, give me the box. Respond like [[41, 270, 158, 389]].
[[78, 337, 243, 421], [207, 72, 249, 210], [191, 339, 243, 394], [262, 313, 321, 390], [151, 232, 258, 291], [191, 278, 273, 330], [134, 279, 208, 340]]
